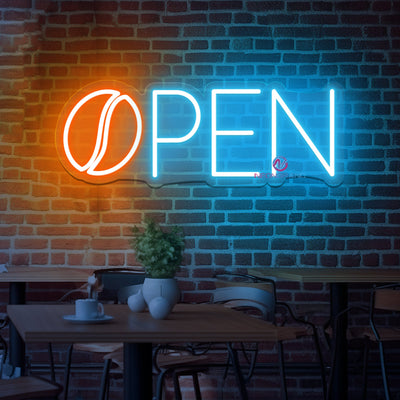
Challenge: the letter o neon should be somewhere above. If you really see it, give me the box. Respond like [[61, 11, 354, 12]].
[[63, 89, 143, 176]]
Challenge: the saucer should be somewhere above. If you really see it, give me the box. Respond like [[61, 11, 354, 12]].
[[63, 315, 113, 324]]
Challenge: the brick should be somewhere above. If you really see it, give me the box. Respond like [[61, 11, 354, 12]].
[[304, 213, 323, 222], [347, 239, 391, 250], [217, 225, 253, 236], [275, 225, 293, 235], [153, 40, 189, 50], [134, 200, 172, 210], [296, 200, 335, 211], [254, 226, 274, 236], [364, 200, 400, 210], [349, 213, 367, 223], [306, 239, 325, 251], [256, 200, 293, 210], [182, 226, 215, 236], [335, 225, 366, 237], [228, 213, 265, 223], [328, 239, 345, 250], [12, 253, 29, 265], [10, 198, 49, 211], [0, 182, 30, 195], [383, 254, 400, 266], [340, 254, 361, 267], [194, 253, 212, 265], [368, 227, 400, 236], [168, 213, 206, 224], [215, 200, 253, 210], [268, 213, 286, 223], [275, 253, 296, 266], [214, 253, 232, 265], [271, 238, 304, 250], [37, 227, 79, 236], [296, 225, 333, 236], [175, 200, 211, 209], [31, 253, 49, 265], [247, 1, 284, 11], [233, 239, 268, 250], [198, 239, 229, 250], [363, 253, 379, 267], [65, 39, 108, 52], [51, 239, 89, 250]]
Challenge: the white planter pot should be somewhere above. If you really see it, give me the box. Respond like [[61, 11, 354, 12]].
[[142, 278, 180, 312]]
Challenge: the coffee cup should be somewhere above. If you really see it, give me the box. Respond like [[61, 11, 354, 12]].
[[75, 298, 104, 320]]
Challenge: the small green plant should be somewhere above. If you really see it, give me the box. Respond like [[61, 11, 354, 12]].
[[130, 219, 185, 278]]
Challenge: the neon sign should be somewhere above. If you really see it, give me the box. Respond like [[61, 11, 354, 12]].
[[63, 89, 142, 176], [55, 82, 338, 186]]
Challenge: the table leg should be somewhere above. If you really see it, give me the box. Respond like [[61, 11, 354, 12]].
[[330, 282, 348, 400], [124, 342, 153, 400], [9, 282, 26, 374]]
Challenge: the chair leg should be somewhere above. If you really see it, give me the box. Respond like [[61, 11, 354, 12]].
[[227, 343, 248, 400], [172, 370, 183, 400], [63, 344, 73, 400], [378, 341, 391, 400], [361, 339, 369, 400], [48, 343, 56, 383], [171, 370, 202, 400], [192, 372, 202, 400], [99, 358, 111, 400], [278, 341, 288, 400], [311, 327, 327, 400], [156, 369, 169, 400]]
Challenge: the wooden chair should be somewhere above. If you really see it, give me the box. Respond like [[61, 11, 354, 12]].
[[102, 346, 210, 400], [362, 284, 400, 400], [328, 283, 400, 400], [212, 273, 327, 400], [0, 376, 62, 400], [57, 268, 145, 400]]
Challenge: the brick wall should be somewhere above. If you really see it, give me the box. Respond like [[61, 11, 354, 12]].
[[1, 1, 399, 399]]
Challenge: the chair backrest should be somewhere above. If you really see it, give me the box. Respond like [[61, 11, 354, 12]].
[[94, 269, 145, 303], [117, 284, 143, 304], [374, 287, 400, 312], [213, 281, 276, 322]]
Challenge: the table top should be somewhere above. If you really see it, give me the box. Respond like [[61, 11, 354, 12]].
[[0, 266, 143, 283], [7, 303, 302, 343], [248, 267, 400, 283]]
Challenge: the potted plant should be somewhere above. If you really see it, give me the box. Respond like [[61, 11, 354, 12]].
[[130, 219, 185, 315]]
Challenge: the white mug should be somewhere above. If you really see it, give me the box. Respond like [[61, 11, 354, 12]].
[[75, 298, 104, 320]]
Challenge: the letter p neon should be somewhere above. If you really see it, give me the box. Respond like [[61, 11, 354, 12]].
[[152, 90, 201, 178]]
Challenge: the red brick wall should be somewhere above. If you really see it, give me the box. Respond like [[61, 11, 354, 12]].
[[1, 1, 399, 398]]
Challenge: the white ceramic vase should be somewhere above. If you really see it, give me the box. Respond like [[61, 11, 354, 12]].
[[148, 296, 171, 320], [142, 277, 180, 313], [127, 289, 146, 313]]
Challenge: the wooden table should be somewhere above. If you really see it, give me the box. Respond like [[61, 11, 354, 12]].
[[7, 303, 303, 400], [249, 267, 400, 400]]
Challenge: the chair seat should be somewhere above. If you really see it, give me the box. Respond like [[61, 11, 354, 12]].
[[325, 326, 368, 341], [157, 353, 210, 369], [326, 326, 400, 342], [103, 349, 210, 373], [0, 376, 62, 400], [73, 342, 123, 354], [361, 326, 400, 342]]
